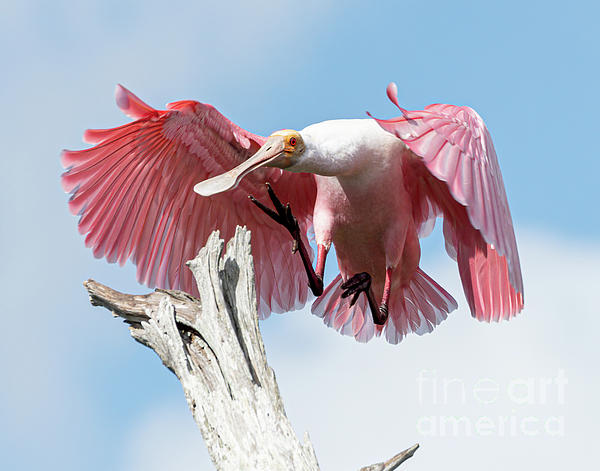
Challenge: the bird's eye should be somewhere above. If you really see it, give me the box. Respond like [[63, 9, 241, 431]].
[[289, 137, 297, 146]]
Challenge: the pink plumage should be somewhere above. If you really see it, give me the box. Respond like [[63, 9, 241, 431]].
[[62, 83, 524, 344], [370, 84, 523, 321], [62, 85, 316, 317]]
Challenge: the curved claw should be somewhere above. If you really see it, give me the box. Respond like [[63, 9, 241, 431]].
[[341, 272, 372, 307], [341, 272, 388, 325], [248, 194, 279, 220], [249, 183, 299, 239], [378, 303, 389, 324]]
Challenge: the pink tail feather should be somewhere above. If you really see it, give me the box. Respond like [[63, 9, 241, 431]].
[[311, 268, 458, 344]]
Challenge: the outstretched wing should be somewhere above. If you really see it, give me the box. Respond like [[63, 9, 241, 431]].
[[370, 83, 523, 321], [62, 85, 316, 317]]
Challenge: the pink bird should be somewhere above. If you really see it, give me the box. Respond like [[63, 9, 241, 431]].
[[62, 83, 523, 344]]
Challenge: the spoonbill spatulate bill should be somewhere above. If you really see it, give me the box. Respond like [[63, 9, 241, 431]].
[[62, 83, 523, 344]]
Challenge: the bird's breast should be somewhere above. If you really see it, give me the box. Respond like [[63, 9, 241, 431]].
[[312, 146, 414, 280]]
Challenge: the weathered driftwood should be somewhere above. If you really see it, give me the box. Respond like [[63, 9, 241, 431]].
[[84, 226, 418, 470]]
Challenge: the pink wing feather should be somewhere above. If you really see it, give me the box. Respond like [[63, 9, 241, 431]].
[[62, 85, 317, 318], [370, 83, 524, 321]]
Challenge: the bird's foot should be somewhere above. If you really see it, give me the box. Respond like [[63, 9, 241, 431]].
[[341, 272, 389, 325], [249, 183, 324, 297], [341, 272, 372, 307], [376, 303, 389, 326], [249, 183, 300, 244]]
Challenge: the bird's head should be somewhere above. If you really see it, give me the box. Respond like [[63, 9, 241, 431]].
[[194, 129, 305, 196], [265, 129, 305, 168]]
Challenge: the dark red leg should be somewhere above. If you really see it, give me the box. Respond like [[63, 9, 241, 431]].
[[249, 183, 327, 296], [379, 267, 393, 321]]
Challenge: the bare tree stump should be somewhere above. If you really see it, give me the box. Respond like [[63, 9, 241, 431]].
[[84, 226, 418, 470]]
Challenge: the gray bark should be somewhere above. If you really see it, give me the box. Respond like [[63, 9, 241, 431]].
[[84, 226, 418, 470]]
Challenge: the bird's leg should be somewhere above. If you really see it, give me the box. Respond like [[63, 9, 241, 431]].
[[340, 270, 391, 325], [379, 267, 393, 324], [314, 244, 328, 281], [249, 183, 326, 296]]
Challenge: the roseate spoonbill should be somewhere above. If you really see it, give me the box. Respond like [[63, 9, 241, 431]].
[[62, 83, 523, 344]]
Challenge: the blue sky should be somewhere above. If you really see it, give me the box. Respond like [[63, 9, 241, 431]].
[[0, 1, 598, 470]]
